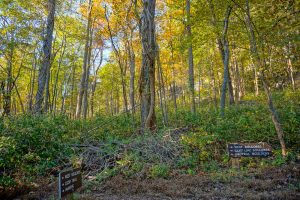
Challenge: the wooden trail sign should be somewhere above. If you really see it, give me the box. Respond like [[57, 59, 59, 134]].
[[58, 168, 82, 199], [228, 142, 272, 158]]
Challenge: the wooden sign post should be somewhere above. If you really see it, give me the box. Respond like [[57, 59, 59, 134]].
[[227, 142, 272, 168], [58, 168, 82, 199]]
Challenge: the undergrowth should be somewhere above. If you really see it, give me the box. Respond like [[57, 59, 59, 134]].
[[0, 90, 299, 189]]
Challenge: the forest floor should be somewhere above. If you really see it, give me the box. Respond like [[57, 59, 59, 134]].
[[17, 162, 300, 200]]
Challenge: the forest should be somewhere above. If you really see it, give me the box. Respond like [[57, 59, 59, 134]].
[[0, 0, 299, 199]]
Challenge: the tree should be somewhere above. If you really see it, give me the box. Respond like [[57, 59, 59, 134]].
[[219, 5, 233, 116], [186, 0, 196, 113], [245, 0, 287, 156], [139, 0, 156, 132], [34, 0, 56, 114], [76, 0, 93, 119]]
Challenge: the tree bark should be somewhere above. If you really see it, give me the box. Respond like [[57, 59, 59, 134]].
[[228, 64, 235, 105], [34, 0, 56, 114], [207, 1, 233, 115], [285, 43, 295, 91], [76, 0, 92, 118], [90, 47, 103, 117], [209, 59, 217, 108], [83, 28, 93, 119], [128, 38, 136, 114], [170, 42, 178, 113], [156, 44, 168, 126], [52, 36, 66, 114], [139, 0, 156, 132], [219, 6, 232, 116], [186, 0, 196, 114], [233, 46, 242, 101], [3, 40, 14, 116], [28, 46, 38, 112]]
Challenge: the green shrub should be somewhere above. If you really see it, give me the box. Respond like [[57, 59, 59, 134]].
[[181, 129, 219, 162], [202, 160, 220, 172], [0, 115, 75, 186], [149, 164, 170, 178]]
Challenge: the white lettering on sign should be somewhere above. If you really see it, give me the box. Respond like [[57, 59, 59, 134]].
[[71, 171, 80, 176], [65, 174, 70, 179], [58, 168, 82, 199], [65, 184, 74, 192], [64, 180, 71, 186]]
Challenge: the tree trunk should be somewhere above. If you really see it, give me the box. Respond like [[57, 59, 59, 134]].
[[233, 47, 242, 101], [228, 64, 235, 105], [70, 61, 76, 118], [90, 47, 103, 117], [52, 37, 66, 114], [207, 1, 233, 115], [286, 43, 295, 91], [128, 32, 136, 115], [186, 0, 196, 114], [156, 44, 168, 126], [34, 0, 56, 114], [28, 47, 38, 112], [83, 28, 93, 119], [198, 63, 201, 108], [220, 6, 232, 116], [245, 0, 287, 156], [170, 42, 178, 113], [3, 42, 14, 116], [139, 0, 156, 132], [75, 0, 92, 118], [209, 60, 218, 108], [44, 63, 51, 112]]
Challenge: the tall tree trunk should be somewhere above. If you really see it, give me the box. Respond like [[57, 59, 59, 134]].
[[156, 44, 168, 126], [207, 1, 233, 115], [34, 0, 56, 114], [76, 0, 92, 118], [186, 0, 196, 113], [52, 37, 66, 114], [13, 82, 25, 114], [240, 61, 246, 97], [170, 42, 178, 113], [228, 64, 235, 104], [28, 47, 38, 112], [70, 62, 76, 118], [198, 63, 201, 108], [140, 0, 156, 132], [90, 47, 103, 117], [44, 64, 51, 112], [209, 59, 218, 108], [252, 62, 259, 95], [219, 6, 232, 116], [245, 0, 287, 156], [83, 29, 93, 119], [285, 43, 295, 91], [233, 46, 242, 101], [3, 42, 14, 116], [128, 40, 136, 114]]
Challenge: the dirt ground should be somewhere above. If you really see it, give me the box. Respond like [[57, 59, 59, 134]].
[[9, 163, 300, 200]]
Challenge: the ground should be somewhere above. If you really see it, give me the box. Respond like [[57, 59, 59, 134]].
[[14, 163, 300, 200]]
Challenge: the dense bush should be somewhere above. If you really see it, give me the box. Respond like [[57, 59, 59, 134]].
[[166, 90, 300, 151], [0, 115, 75, 187], [0, 90, 299, 188]]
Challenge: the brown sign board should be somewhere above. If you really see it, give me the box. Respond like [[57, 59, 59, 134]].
[[58, 168, 82, 199], [228, 142, 272, 158]]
